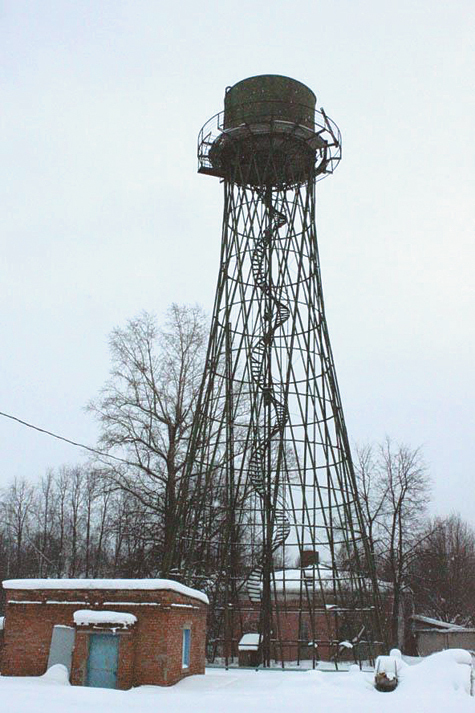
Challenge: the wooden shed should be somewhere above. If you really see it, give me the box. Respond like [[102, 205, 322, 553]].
[[0, 578, 208, 688]]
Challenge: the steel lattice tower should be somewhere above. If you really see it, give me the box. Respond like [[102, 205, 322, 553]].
[[179, 75, 383, 666]]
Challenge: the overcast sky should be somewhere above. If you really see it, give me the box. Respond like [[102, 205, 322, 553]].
[[1, 0, 474, 523]]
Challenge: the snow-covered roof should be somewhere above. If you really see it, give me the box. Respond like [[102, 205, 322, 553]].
[[411, 615, 467, 631], [239, 633, 261, 651], [73, 610, 137, 627], [268, 567, 392, 594], [2, 578, 209, 605]]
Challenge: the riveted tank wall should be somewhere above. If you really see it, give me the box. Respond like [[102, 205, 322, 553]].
[[223, 75, 316, 131]]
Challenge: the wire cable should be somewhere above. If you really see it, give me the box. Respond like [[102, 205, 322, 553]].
[[0, 409, 131, 467]]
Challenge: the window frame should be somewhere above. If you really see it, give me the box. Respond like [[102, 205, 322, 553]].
[[182, 626, 191, 669]]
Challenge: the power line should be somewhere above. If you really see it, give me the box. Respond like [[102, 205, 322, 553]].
[[0, 409, 131, 467]]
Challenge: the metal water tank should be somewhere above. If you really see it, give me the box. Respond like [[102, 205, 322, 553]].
[[223, 75, 316, 131]]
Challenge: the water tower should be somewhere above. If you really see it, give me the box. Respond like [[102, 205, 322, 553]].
[[180, 75, 383, 666]]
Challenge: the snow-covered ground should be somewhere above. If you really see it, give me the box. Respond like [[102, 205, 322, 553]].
[[0, 651, 474, 713]]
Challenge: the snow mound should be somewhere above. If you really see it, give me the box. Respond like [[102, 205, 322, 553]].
[[42, 664, 70, 685], [305, 669, 326, 682], [389, 648, 402, 659], [73, 610, 137, 627], [0, 665, 474, 713], [424, 648, 472, 667], [398, 649, 473, 696]]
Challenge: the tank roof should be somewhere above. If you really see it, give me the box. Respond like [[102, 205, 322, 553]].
[[226, 74, 316, 102]]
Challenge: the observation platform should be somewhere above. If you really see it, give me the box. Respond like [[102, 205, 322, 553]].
[[198, 75, 341, 188]]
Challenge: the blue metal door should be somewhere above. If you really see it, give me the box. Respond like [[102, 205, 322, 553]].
[[86, 634, 120, 689]]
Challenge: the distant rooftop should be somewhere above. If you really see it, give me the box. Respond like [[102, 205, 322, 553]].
[[411, 614, 468, 631], [239, 633, 261, 651], [269, 567, 392, 593]]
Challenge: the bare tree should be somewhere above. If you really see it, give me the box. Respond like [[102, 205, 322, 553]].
[[0, 477, 35, 576], [67, 466, 85, 577], [409, 514, 475, 626], [88, 305, 208, 575], [90, 483, 112, 577], [35, 469, 60, 577], [0, 466, 126, 583], [55, 467, 70, 577], [354, 438, 431, 647]]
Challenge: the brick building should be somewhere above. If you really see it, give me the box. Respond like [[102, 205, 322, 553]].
[[212, 566, 391, 664], [0, 578, 208, 688]]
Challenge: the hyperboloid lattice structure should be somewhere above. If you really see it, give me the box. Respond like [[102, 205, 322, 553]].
[[180, 75, 383, 666]]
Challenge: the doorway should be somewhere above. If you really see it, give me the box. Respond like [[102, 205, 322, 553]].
[[86, 634, 120, 688]]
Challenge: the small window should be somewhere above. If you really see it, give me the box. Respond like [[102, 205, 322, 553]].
[[182, 627, 191, 668]]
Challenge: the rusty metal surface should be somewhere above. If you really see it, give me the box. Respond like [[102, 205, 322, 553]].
[[224, 75, 316, 131]]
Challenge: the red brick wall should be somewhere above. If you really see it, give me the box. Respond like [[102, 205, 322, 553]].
[[163, 608, 206, 685], [70, 630, 88, 686], [230, 593, 392, 663], [1, 586, 207, 688], [236, 601, 338, 661], [2, 596, 76, 676]]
